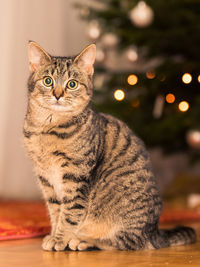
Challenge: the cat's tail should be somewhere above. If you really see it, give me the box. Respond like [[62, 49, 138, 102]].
[[158, 225, 196, 248]]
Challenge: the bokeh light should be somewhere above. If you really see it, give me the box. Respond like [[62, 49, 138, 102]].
[[114, 89, 125, 101], [146, 70, 156, 79], [127, 74, 138, 85], [178, 101, 189, 112], [197, 75, 200, 83], [166, 93, 175, 104], [126, 48, 138, 62], [88, 21, 101, 40], [182, 73, 192, 84]]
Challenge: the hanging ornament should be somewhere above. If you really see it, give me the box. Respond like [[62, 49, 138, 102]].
[[186, 130, 200, 149], [88, 20, 101, 40], [126, 46, 138, 62], [96, 47, 106, 63], [130, 1, 154, 28], [101, 33, 119, 48], [153, 95, 165, 119]]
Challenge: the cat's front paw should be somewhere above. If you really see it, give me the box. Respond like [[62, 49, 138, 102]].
[[42, 234, 66, 251], [68, 238, 95, 251], [42, 235, 56, 251]]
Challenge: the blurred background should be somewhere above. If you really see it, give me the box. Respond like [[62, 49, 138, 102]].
[[0, 0, 200, 204]]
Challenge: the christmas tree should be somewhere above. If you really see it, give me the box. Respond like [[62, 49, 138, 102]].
[[76, 0, 200, 157]]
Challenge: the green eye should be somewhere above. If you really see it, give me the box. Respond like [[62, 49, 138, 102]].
[[67, 80, 78, 90], [43, 76, 53, 87]]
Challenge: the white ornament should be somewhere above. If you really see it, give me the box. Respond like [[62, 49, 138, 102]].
[[130, 1, 154, 28], [88, 20, 101, 40], [101, 33, 119, 48], [186, 130, 200, 149], [126, 46, 138, 62]]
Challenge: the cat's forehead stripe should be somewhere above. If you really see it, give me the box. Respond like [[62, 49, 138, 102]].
[[50, 57, 73, 77]]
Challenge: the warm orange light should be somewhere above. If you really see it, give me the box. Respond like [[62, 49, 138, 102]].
[[127, 74, 138, 85], [197, 75, 200, 83], [182, 73, 192, 84], [146, 70, 156, 79], [178, 101, 189, 112], [166, 93, 175, 104], [114, 89, 125, 101]]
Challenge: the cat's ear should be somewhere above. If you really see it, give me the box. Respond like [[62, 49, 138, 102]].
[[74, 44, 96, 75], [28, 41, 51, 72]]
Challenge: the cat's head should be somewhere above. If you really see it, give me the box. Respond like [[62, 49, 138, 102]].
[[27, 41, 96, 114]]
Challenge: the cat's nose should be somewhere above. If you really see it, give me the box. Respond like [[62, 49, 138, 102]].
[[53, 88, 64, 100]]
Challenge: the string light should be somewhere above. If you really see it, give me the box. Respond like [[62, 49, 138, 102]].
[[127, 74, 138, 85], [178, 101, 189, 112], [197, 75, 200, 83], [146, 70, 155, 79], [166, 93, 175, 104], [182, 73, 192, 84], [114, 89, 125, 101]]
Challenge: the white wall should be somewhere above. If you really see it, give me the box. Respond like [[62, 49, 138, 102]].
[[0, 0, 88, 199]]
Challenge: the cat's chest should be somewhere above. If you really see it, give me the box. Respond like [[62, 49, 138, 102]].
[[25, 133, 71, 197], [24, 130, 69, 166]]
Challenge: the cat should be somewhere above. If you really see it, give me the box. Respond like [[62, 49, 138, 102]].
[[23, 41, 196, 251]]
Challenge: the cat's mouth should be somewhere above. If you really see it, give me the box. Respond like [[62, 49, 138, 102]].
[[51, 102, 68, 111], [53, 102, 62, 106]]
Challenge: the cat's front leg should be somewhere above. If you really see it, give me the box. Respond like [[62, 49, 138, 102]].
[[37, 176, 61, 242], [43, 174, 89, 251]]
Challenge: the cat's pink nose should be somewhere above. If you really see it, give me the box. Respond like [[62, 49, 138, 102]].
[[53, 88, 64, 100]]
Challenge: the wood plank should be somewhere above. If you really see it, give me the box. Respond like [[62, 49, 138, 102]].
[[0, 223, 200, 267]]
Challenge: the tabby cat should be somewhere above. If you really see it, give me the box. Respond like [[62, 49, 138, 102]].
[[23, 41, 196, 251]]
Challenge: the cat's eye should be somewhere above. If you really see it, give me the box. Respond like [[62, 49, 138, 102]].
[[43, 76, 53, 87], [67, 79, 78, 90]]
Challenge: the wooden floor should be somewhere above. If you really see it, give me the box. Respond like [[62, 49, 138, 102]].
[[0, 223, 200, 267]]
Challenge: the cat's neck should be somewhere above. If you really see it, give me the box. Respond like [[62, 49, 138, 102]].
[[25, 98, 92, 130]]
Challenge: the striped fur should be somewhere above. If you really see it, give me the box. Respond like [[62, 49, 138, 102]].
[[23, 42, 196, 251]]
